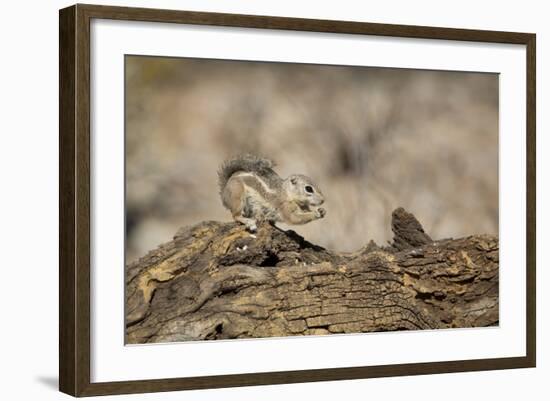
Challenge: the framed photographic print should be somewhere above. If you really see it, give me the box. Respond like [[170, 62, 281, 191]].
[[59, 4, 536, 397]]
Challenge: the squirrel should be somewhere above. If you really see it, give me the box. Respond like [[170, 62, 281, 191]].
[[218, 155, 326, 232]]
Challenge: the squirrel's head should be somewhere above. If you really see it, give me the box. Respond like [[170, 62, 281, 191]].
[[283, 174, 325, 207]]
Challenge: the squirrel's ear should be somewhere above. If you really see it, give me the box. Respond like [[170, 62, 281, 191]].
[[290, 176, 298, 185]]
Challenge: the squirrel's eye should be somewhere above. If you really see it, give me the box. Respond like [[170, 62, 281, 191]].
[[305, 185, 314, 193]]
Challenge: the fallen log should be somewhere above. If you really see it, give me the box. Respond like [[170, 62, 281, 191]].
[[126, 208, 498, 344]]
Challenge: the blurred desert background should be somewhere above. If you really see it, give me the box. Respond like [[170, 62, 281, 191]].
[[125, 56, 498, 263]]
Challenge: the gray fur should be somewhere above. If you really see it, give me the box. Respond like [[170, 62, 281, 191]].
[[218, 154, 326, 231], [218, 155, 277, 195]]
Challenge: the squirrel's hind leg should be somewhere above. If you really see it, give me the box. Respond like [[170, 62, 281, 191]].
[[235, 196, 258, 232], [223, 177, 258, 232], [233, 214, 258, 233]]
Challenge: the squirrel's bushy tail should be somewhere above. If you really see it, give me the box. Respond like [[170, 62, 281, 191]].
[[218, 154, 275, 193]]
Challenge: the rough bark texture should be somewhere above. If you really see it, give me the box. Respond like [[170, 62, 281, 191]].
[[126, 208, 499, 344]]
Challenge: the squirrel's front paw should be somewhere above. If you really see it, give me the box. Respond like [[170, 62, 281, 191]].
[[315, 207, 326, 219]]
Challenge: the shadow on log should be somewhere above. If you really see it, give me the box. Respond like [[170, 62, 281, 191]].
[[126, 207, 499, 344]]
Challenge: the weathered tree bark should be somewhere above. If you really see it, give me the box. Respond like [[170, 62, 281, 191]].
[[126, 208, 498, 344]]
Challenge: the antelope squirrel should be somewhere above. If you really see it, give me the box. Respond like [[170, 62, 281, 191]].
[[218, 155, 326, 232]]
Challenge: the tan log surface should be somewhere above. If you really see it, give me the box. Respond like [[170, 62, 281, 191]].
[[126, 208, 498, 344]]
